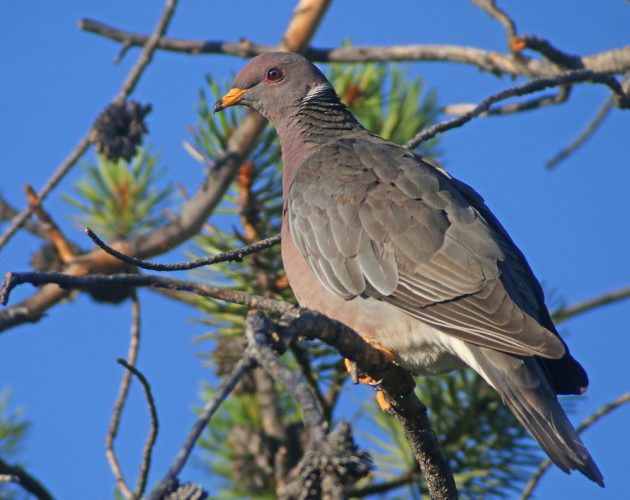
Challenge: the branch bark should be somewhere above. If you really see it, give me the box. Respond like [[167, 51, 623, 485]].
[[0, 458, 54, 500], [552, 284, 630, 323], [105, 294, 141, 499], [78, 18, 630, 77]]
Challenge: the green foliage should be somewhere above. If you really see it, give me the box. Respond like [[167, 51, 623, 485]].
[[186, 63, 537, 498], [329, 61, 438, 152], [0, 389, 30, 500], [64, 148, 174, 240], [0, 389, 29, 458]]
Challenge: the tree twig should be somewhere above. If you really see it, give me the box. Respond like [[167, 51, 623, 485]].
[[0, 271, 298, 317], [547, 73, 630, 168], [117, 357, 159, 499], [25, 185, 77, 263], [406, 69, 629, 148], [105, 293, 141, 499], [147, 355, 257, 499], [443, 85, 571, 117], [86, 227, 280, 271], [0, 195, 48, 241], [6, 266, 457, 498], [469, 0, 518, 47], [247, 312, 327, 442], [552, 284, 630, 323], [291, 342, 332, 422], [0, 458, 54, 500], [0, 0, 179, 251], [521, 391, 630, 499], [78, 18, 630, 78], [513, 35, 584, 69]]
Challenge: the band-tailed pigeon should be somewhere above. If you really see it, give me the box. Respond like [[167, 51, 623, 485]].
[[215, 52, 603, 486]]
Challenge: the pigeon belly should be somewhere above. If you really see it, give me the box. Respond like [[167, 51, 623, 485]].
[[281, 224, 464, 375]]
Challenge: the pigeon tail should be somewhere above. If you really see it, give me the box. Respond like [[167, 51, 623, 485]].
[[466, 345, 604, 486]]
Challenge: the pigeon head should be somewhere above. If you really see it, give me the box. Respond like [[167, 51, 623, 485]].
[[214, 52, 333, 126]]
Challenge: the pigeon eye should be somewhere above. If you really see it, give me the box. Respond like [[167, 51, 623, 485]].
[[266, 67, 284, 82]]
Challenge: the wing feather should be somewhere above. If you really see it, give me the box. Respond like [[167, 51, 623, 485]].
[[287, 137, 565, 358]]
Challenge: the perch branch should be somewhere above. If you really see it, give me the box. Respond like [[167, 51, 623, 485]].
[[0, 271, 298, 317], [284, 311, 458, 499]]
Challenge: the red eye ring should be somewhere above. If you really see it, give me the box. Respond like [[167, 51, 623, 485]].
[[265, 67, 284, 82]]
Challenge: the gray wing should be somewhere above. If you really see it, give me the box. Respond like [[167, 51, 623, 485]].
[[287, 137, 565, 358]]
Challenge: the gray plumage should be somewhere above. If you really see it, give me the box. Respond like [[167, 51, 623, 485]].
[[215, 51, 603, 486]]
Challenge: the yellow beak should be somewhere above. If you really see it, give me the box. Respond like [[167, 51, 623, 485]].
[[214, 87, 247, 112]]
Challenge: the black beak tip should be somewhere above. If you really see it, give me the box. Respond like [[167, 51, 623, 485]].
[[213, 100, 223, 114]]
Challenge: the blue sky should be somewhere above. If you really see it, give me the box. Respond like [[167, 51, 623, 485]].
[[1, 1, 629, 498]]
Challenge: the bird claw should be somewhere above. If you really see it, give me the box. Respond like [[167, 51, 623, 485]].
[[376, 389, 394, 414]]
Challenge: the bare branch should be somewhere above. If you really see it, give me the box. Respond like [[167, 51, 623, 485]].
[[469, 0, 518, 45], [78, 18, 630, 77], [0, 271, 298, 318], [552, 284, 630, 323], [444, 85, 571, 117], [285, 311, 458, 500], [116, 357, 159, 499], [105, 293, 141, 499], [406, 69, 629, 148], [0, 0, 180, 251], [114, 0, 179, 103], [148, 355, 257, 499], [0, 458, 54, 500], [513, 35, 584, 69], [521, 391, 630, 499], [547, 73, 630, 168], [86, 227, 280, 271], [25, 185, 77, 263], [0, 195, 48, 240]]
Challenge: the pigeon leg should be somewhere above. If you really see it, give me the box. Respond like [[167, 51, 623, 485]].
[[343, 341, 400, 413]]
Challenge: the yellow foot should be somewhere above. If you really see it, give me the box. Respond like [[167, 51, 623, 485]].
[[376, 389, 394, 414], [344, 340, 400, 412]]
